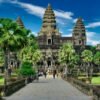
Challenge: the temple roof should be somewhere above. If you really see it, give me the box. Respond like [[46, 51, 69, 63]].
[[73, 18, 85, 32], [72, 17, 86, 37], [42, 4, 56, 30], [16, 17, 24, 28]]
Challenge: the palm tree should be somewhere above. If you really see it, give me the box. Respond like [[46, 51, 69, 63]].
[[0, 18, 29, 70], [58, 43, 77, 75], [94, 51, 100, 72], [81, 50, 93, 78], [0, 48, 4, 72], [18, 34, 42, 67]]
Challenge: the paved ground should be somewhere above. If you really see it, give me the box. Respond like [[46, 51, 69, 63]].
[[4, 75, 92, 100]]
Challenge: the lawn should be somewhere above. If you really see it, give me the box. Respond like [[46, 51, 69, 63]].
[[91, 77, 100, 85], [0, 73, 18, 85], [78, 76, 100, 85], [0, 77, 4, 85]]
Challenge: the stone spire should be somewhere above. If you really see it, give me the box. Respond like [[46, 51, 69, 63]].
[[16, 17, 24, 28], [73, 18, 86, 46], [39, 4, 60, 36]]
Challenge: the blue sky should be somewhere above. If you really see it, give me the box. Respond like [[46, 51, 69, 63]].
[[0, 0, 100, 45]]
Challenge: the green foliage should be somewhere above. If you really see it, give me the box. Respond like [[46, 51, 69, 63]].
[[94, 51, 100, 66], [69, 54, 80, 67], [0, 18, 30, 52], [19, 62, 36, 77], [81, 50, 93, 63], [91, 77, 100, 85], [18, 34, 42, 64], [58, 43, 78, 67], [0, 48, 4, 66], [0, 78, 4, 85], [90, 46, 96, 54]]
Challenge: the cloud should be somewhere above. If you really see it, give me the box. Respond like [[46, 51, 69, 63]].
[[32, 31, 37, 36], [5, 0, 74, 25], [62, 33, 72, 37], [73, 18, 78, 23], [54, 10, 73, 20], [17, 2, 45, 18], [86, 22, 100, 28], [86, 31, 100, 45], [17, 2, 74, 20]]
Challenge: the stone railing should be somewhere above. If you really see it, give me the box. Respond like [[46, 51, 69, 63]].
[[72, 78, 92, 95], [63, 77, 100, 99], [4, 78, 26, 96], [92, 86, 100, 100], [0, 86, 4, 99], [66, 77, 93, 95]]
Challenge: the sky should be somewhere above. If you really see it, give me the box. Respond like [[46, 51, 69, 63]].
[[0, 0, 100, 46]]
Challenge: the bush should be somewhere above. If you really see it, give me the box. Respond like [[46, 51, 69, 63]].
[[19, 62, 36, 77]]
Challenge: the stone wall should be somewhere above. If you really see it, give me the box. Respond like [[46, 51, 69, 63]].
[[63, 77, 100, 100], [93, 86, 100, 100], [4, 79, 26, 96]]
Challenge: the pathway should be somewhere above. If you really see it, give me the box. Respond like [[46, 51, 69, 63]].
[[5, 75, 92, 100]]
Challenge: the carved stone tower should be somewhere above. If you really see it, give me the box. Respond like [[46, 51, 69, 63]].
[[38, 4, 61, 69], [38, 4, 60, 46], [73, 18, 86, 47], [16, 17, 24, 28]]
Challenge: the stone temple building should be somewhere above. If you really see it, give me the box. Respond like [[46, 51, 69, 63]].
[[16, 4, 87, 69], [37, 4, 86, 68]]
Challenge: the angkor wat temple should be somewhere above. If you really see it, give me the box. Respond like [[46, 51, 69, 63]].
[[16, 4, 87, 69]]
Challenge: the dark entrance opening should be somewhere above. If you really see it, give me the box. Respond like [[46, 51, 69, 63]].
[[48, 39, 52, 45], [47, 60, 51, 67]]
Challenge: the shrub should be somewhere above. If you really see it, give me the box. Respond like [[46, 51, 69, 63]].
[[19, 62, 36, 77]]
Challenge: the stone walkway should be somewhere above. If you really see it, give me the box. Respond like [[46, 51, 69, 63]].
[[5, 76, 92, 100]]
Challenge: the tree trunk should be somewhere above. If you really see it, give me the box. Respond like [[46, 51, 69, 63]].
[[86, 63, 89, 78], [4, 48, 11, 81]]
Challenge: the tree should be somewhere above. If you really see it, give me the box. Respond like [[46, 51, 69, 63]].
[[0, 18, 29, 69], [58, 43, 77, 75], [19, 61, 36, 77], [0, 48, 4, 68], [90, 46, 96, 54], [81, 50, 93, 78], [94, 51, 100, 72], [18, 34, 42, 67]]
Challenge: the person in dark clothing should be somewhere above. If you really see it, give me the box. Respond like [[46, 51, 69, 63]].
[[43, 70, 47, 78], [53, 69, 56, 79]]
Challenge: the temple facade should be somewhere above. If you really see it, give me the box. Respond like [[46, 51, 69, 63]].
[[36, 4, 86, 69], [16, 4, 87, 69]]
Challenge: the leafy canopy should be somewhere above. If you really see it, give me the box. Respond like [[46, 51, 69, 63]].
[[94, 51, 100, 65], [19, 61, 36, 76], [0, 18, 30, 52], [81, 50, 93, 63], [58, 43, 78, 67]]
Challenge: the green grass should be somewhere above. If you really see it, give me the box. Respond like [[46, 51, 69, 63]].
[[0, 73, 18, 85], [78, 76, 100, 85], [78, 76, 87, 79], [0, 77, 4, 85], [11, 73, 18, 77], [91, 77, 100, 85]]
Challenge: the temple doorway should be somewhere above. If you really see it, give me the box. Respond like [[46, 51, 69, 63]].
[[47, 60, 51, 67]]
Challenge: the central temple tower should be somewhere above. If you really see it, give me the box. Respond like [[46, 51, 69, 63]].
[[38, 4, 61, 69]]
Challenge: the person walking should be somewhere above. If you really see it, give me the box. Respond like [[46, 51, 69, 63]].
[[43, 70, 47, 78], [36, 69, 39, 82], [53, 69, 56, 79]]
